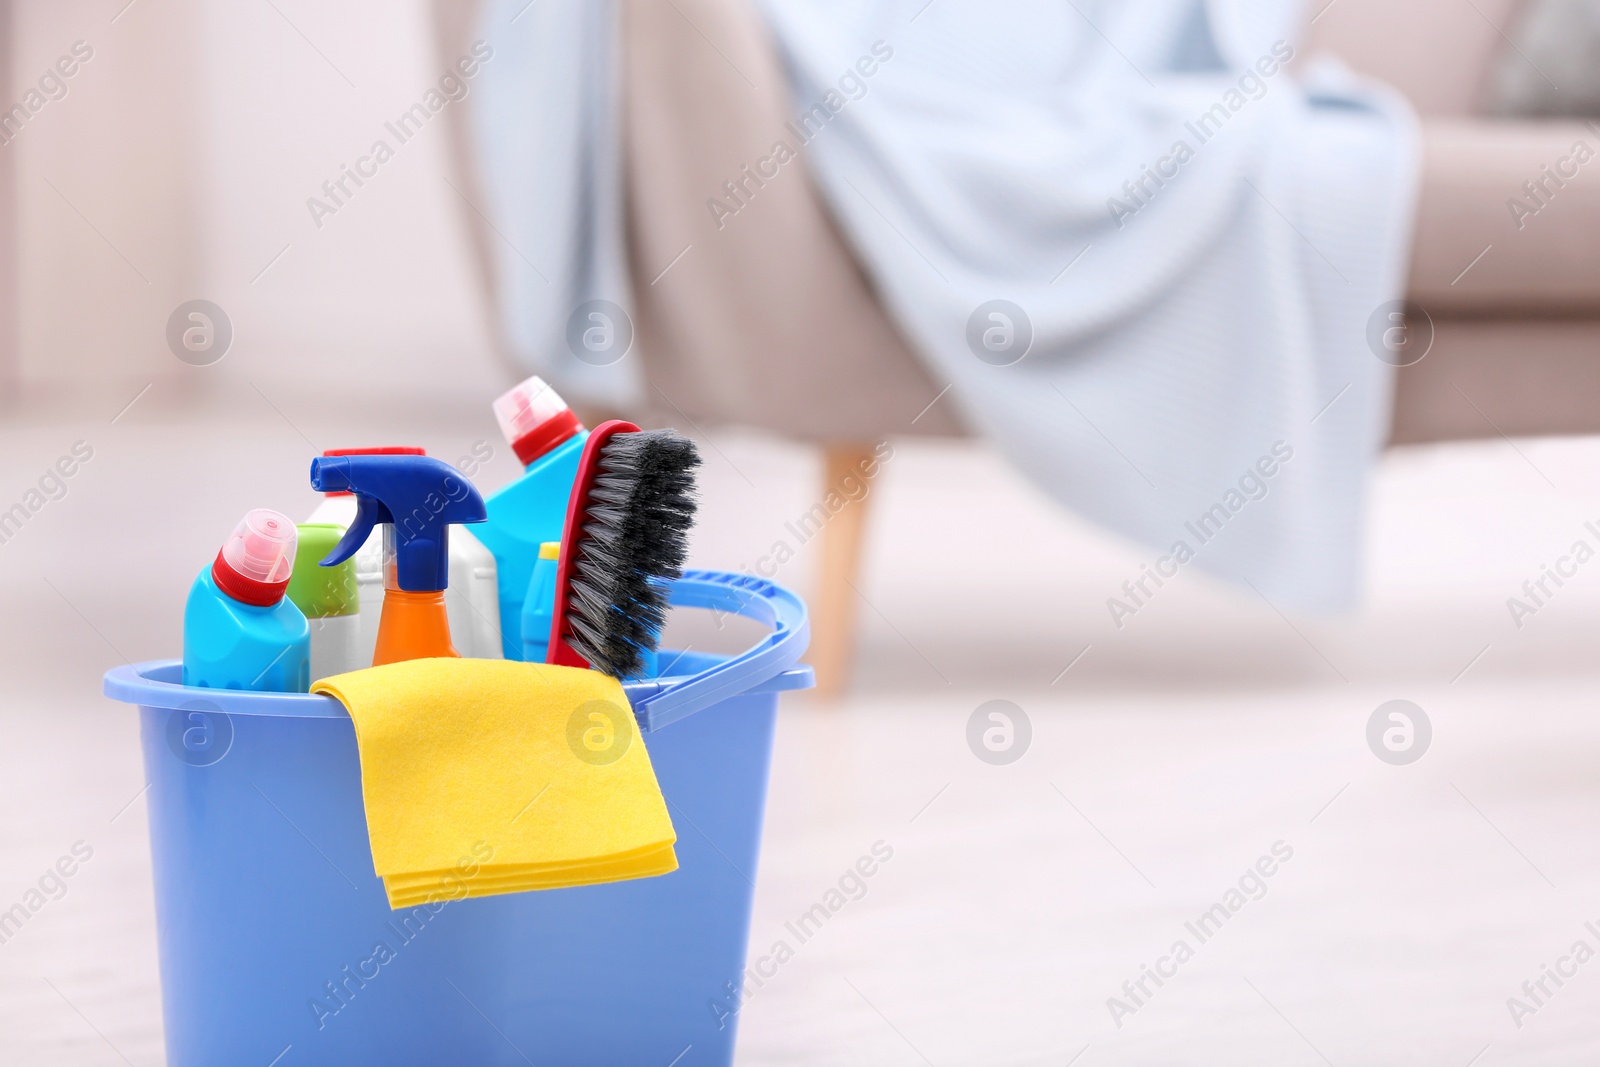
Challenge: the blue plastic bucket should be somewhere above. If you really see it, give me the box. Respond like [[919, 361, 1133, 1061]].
[[103, 570, 810, 1067]]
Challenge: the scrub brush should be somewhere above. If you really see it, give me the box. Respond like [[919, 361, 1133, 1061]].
[[547, 420, 701, 677]]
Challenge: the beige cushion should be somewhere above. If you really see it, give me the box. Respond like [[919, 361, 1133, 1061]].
[[1393, 317, 1600, 442], [1486, 0, 1600, 117], [1409, 120, 1600, 313]]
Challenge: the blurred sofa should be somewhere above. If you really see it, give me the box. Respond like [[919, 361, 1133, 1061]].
[[438, 0, 1600, 689], [1315, 0, 1600, 443]]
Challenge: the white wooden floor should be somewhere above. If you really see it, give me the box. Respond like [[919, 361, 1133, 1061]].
[[5, 407, 1600, 1065]]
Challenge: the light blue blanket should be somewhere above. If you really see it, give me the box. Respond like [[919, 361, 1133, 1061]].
[[755, 0, 1418, 612]]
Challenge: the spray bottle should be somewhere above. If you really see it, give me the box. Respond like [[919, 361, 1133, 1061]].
[[307, 446, 503, 661], [309, 453, 488, 665], [183, 509, 310, 692], [306, 447, 419, 664], [474, 376, 590, 659]]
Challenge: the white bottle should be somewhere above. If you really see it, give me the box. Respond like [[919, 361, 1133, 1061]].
[[447, 527, 505, 660], [307, 448, 503, 663], [308, 613, 365, 679]]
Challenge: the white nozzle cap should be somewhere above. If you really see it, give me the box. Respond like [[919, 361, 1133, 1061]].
[[220, 508, 297, 585], [494, 375, 571, 445]]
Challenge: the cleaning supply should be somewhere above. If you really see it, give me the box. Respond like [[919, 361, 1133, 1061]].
[[285, 523, 362, 680], [309, 453, 488, 665], [306, 447, 419, 665], [307, 446, 503, 662], [519, 541, 560, 664], [548, 420, 700, 677], [475, 376, 590, 659], [183, 508, 310, 693], [446, 527, 503, 658], [311, 657, 677, 908]]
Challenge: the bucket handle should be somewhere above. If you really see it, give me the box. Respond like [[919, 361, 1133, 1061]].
[[630, 570, 810, 731]]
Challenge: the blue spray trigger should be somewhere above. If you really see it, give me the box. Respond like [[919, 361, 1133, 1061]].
[[308, 454, 487, 593], [319, 494, 388, 568]]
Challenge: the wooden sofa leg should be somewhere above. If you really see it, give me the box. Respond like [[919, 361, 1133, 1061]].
[[811, 443, 877, 698]]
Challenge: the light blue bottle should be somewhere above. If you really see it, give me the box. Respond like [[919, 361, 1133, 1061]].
[[478, 376, 589, 659], [183, 509, 310, 692], [520, 542, 561, 664]]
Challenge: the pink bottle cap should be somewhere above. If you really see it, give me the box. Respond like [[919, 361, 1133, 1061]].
[[212, 508, 297, 606], [493, 375, 584, 466]]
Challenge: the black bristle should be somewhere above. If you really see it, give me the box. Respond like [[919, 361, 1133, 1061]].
[[562, 429, 701, 677]]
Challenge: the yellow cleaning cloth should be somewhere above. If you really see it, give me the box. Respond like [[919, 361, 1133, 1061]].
[[312, 658, 677, 909]]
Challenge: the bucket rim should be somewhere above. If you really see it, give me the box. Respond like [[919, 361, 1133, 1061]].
[[106, 566, 812, 729], [104, 656, 813, 723]]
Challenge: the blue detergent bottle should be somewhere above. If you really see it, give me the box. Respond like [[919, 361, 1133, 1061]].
[[183, 508, 310, 692], [520, 541, 561, 664], [476, 376, 589, 659]]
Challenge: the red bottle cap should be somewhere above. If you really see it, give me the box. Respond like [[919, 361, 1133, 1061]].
[[211, 508, 297, 607], [493, 376, 585, 466]]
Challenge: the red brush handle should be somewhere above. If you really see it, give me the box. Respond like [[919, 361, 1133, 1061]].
[[546, 419, 639, 668]]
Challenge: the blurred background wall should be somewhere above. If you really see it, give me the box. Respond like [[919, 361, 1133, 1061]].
[[5, 0, 501, 417]]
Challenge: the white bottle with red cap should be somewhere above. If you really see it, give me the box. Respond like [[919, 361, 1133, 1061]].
[[183, 508, 311, 692], [306, 447, 503, 664]]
